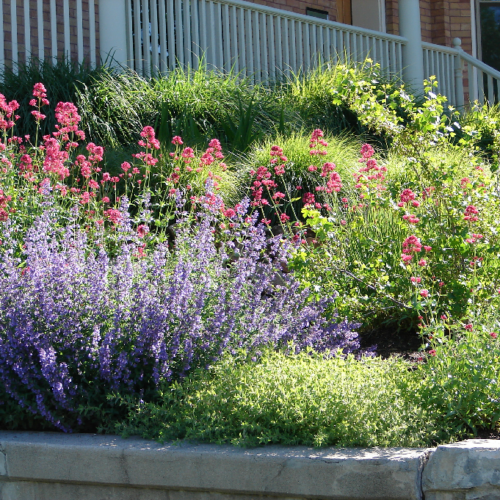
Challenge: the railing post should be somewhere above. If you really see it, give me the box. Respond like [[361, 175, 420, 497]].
[[99, 0, 130, 67], [453, 38, 465, 109], [398, 0, 424, 95]]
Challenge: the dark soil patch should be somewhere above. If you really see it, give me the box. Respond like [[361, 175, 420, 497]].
[[359, 326, 423, 360]]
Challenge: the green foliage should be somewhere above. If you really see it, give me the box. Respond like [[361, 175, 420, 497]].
[[114, 350, 440, 448]]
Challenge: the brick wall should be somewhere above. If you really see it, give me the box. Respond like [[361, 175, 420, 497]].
[[1, 0, 99, 68], [245, 0, 339, 21], [385, 0, 473, 55]]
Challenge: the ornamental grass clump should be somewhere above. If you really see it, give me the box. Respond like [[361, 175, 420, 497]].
[[0, 200, 360, 432]]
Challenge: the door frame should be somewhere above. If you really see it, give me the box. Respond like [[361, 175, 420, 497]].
[[337, 0, 352, 24]]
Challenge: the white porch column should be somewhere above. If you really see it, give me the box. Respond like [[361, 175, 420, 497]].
[[99, 0, 129, 67], [398, 0, 424, 94]]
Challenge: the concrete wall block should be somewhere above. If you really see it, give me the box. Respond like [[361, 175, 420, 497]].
[[0, 431, 427, 500], [422, 440, 500, 500]]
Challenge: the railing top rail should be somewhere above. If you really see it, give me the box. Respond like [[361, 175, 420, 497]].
[[458, 48, 500, 81], [421, 41, 458, 55], [210, 0, 408, 43]]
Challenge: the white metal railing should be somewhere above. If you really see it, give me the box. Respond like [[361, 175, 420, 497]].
[[423, 38, 500, 108], [126, 0, 407, 81], [0, 0, 97, 71]]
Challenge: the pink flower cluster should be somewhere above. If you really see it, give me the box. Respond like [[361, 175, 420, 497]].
[[0, 94, 20, 131], [353, 144, 387, 194]]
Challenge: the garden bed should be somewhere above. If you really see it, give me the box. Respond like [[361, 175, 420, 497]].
[[0, 61, 499, 447]]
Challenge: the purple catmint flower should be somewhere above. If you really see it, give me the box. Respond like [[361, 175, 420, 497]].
[[0, 207, 362, 431]]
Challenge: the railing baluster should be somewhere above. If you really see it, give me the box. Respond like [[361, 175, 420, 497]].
[[304, 23, 311, 72], [223, 3, 231, 71], [296, 21, 303, 72], [184, 0, 192, 68], [260, 13, 268, 80], [325, 28, 331, 63], [216, 3, 223, 69], [151, 0, 159, 72], [37, 0, 44, 60], [390, 41, 396, 75], [191, 0, 200, 69], [208, 1, 217, 68], [238, 7, 246, 75], [175, 0, 184, 67], [275, 16, 283, 75], [289, 19, 296, 74], [252, 10, 261, 82], [230, 6, 238, 72], [268, 15, 276, 80], [488, 74, 494, 104], [133, 0, 142, 74], [23, 0, 30, 58], [167, 0, 176, 70], [50, 0, 57, 60], [125, 0, 133, 68], [76, 0, 84, 62], [245, 9, 254, 80], [283, 18, 290, 77]]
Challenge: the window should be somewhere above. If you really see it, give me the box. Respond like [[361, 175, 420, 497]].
[[306, 8, 329, 20], [478, 1, 500, 72]]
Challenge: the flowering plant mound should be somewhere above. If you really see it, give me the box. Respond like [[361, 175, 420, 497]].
[[0, 199, 360, 431]]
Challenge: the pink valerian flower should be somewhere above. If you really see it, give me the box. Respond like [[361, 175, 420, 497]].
[[308, 165, 318, 172], [261, 218, 271, 225], [87, 143, 104, 163], [0, 94, 20, 131], [465, 233, 483, 244], [181, 147, 195, 162], [400, 189, 416, 204], [418, 259, 427, 267], [464, 205, 479, 222], [424, 246, 432, 252], [208, 139, 223, 152], [428, 349, 437, 356], [42, 137, 70, 180], [402, 214, 420, 224], [321, 162, 336, 176], [280, 213, 290, 223], [32, 83, 49, 105], [274, 164, 285, 175], [402, 235, 422, 255], [273, 192, 285, 200], [104, 208, 122, 225], [490, 332, 498, 339], [401, 254, 413, 263], [326, 172, 342, 193], [223, 208, 236, 218], [171, 136, 183, 145], [465, 324, 473, 331], [360, 143, 375, 160], [410, 277, 422, 283], [302, 192, 315, 205], [420, 289, 429, 298], [53, 102, 81, 136], [309, 129, 328, 156], [137, 225, 149, 238], [139, 126, 160, 150], [31, 110, 46, 122], [461, 177, 470, 189]]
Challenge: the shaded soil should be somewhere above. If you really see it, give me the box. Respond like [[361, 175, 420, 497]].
[[359, 326, 423, 360]]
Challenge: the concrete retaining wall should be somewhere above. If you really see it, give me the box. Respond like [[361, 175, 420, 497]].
[[0, 431, 499, 500]]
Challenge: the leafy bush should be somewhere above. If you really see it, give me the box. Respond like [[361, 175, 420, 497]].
[[114, 350, 440, 448]]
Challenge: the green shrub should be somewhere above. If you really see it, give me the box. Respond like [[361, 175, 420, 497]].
[[114, 350, 440, 448]]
